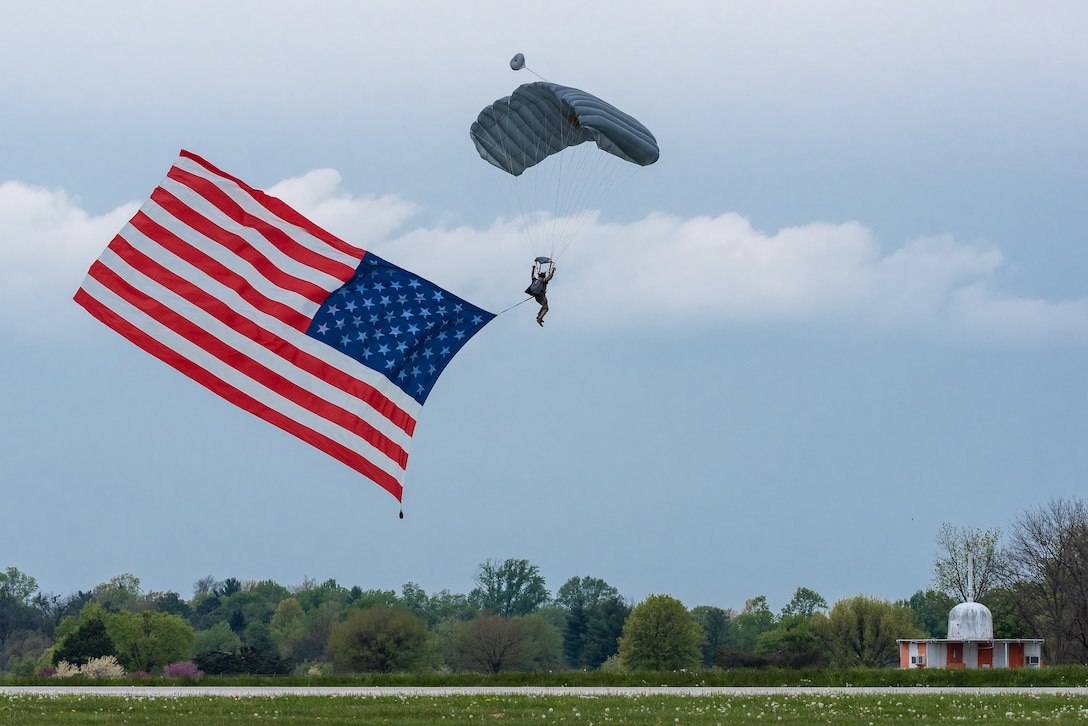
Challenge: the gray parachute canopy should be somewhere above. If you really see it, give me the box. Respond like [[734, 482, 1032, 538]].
[[470, 82, 659, 177]]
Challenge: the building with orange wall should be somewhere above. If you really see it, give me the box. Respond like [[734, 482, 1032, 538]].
[[898, 599, 1043, 669]]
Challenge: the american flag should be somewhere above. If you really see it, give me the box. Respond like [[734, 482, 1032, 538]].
[[74, 150, 494, 503]]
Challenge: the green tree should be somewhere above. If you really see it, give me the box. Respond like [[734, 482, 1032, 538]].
[[3, 631, 50, 677], [270, 597, 305, 657], [582, 595, 630, 669], [294, 578, 352, 612], [554, 577, 620, 611], [0, 574, 46, 662], [470, 559, 549, 617], [284, 604, 338, 664], [731, 595, 776, 652], [345, 589, 400, 611], [326, 605, 431, 674], [195, 643, 291, 675], [190, 621, 242, 659], [217, 578, 243, 598], [690, 605, 733, 667], [147, 591, 193, 621], [0, 566, 39, 604], [899, 589, 956, 638], [108, 610, 194, 672], [755, 614, 828, 668], [53, 616, 115, 666], [984, 585, 1033, 639], [400, 583, 476, 628], [92, 574, 144, 613], [450, 612, 561, 673], [780, 587, 828, 618], [933, 522, 1006, 601], [618, 594, 704, 671], [814, 595, 922, 668], [554, 576, 622, 669]]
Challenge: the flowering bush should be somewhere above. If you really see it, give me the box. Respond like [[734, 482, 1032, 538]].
[[38, 667, 56, 677], [80, 656, 126, 679], [163, 661, 203, 678], [294, 660, 332, 677], [53, 661, 81, 678], [129, 670, 151, 679]]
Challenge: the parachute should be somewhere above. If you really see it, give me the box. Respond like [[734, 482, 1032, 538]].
[[470, 58, 659, 262]]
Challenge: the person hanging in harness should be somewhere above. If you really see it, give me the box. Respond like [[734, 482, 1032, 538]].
[[525, 258, 556, 326]]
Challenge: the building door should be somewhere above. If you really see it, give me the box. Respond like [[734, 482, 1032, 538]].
[[1009, 643, 1024, 668], [978, 643, 993, 668], [948, 643, 964, 668]]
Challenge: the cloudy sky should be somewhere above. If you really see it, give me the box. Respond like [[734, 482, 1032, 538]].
[[2, 0, 1086, 615]]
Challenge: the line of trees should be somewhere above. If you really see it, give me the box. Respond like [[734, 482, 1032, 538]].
[[1, 496, 1085, 675]]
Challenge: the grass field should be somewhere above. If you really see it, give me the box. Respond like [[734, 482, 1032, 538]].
[[4, 689, 1088, 725]]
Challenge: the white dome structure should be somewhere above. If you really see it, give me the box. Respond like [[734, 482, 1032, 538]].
[[947, 600, 994, 641]]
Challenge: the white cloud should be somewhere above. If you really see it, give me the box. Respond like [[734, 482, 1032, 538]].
[[267, 170, 420, 243], [0, 181, 137, 334], [2, 171, 1084, 346]]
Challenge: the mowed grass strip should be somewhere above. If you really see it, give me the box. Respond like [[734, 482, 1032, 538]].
[[4, 691, 1088, 725]]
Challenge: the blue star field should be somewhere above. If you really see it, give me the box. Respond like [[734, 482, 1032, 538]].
[[306, 252, 495, 405]]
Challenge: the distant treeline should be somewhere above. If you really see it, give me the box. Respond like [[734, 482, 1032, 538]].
[[1, 496, 1085, 675]]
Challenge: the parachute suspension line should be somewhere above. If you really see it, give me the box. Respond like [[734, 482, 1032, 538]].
[[494, 296, 534, 316], [522, 65, 549, 83], [473, 107, 547, 264], [473, 65, 657, 266]]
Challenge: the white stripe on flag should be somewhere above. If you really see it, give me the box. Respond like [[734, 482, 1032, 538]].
[[172, 155, 365, 271], [78, 270, 410, 487]]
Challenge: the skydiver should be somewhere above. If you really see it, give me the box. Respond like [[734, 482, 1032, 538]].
[[525, 261, 555, 326]]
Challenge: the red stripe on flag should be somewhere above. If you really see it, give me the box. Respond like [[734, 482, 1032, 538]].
[[85, 256, 411, 470], [105, 229, 416, 437], [131, 206, 317, 332], [178, 150, 366, 259], [166, 165, 358, 283], [74, 287, 404, 500], [151, 185, 339, 308]]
